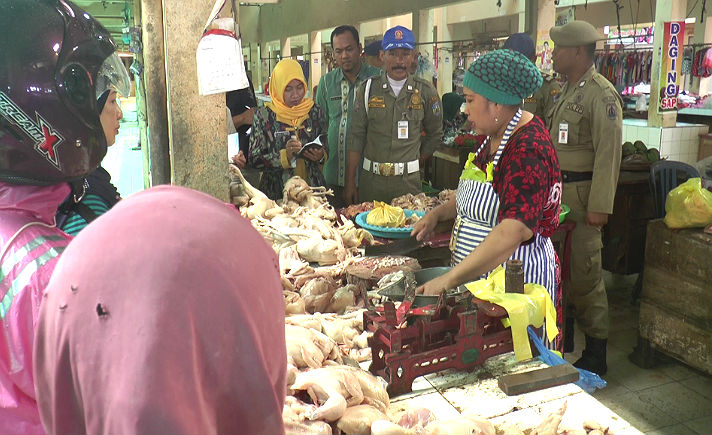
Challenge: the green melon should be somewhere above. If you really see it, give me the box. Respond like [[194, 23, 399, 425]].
[[633, 140, 647, 154], [645, 148, 660, 162], [622, 141, 635, 157]]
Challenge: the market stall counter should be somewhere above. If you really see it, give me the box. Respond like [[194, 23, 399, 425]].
[[382, 353, 644, 435], [227, 166, 644, 435], [632, 219, 712, 376]]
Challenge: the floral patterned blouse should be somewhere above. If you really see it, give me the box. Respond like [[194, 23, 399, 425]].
[[473, 116, 562, 237], [248, 105, 328, 200]]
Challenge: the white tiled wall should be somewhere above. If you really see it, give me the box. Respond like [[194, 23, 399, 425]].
[[622, 122, 709, 165]]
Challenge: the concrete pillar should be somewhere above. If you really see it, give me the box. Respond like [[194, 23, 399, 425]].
[[281, 37, 291, 58], [536, 0, 556, 45], [648, 0, 687, 128], [310, 30, 322, 95], [132, 0, 150, 189], [434, 7, 453, 95], [416, 9, 435, 82], [162, 0, 228, 199], [140, 0, 170, 186]]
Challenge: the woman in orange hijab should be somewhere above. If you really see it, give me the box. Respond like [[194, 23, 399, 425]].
[[249, 59, 328, 199]]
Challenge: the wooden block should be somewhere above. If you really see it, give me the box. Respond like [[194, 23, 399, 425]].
[[498, 364, 579, 396]]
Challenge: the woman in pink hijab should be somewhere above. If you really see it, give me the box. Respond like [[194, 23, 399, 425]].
[[33, 186, 286, 435]]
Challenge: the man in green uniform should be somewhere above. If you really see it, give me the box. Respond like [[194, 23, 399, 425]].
[[345, 25, 443, 204], [504, 33, 561, 119], [547, 20, 623, 376], [316, 25, 381, 207]]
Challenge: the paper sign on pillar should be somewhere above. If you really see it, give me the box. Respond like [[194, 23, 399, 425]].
[[196, 0, 249, 96]]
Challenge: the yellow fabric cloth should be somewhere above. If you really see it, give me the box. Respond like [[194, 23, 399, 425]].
[[266, 59, 314, 127], [465, 266, 558, 361]]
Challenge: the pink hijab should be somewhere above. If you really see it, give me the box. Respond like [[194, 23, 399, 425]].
[[33, 185, 286, 435]]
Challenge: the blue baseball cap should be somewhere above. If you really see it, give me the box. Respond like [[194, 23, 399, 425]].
[[382, 26, 415, 51], [503, 33, 536, 59]]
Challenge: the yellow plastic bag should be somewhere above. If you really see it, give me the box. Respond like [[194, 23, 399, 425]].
[[465, 266, 558, 361], [366, 201, 406, 227], [664, 178, 712, 229]]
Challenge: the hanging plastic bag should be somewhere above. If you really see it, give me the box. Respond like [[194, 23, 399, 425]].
[[663, 178, 712, 228], [196, 0, 249, 95], [465, 266, 558, 361], [527, 327, 607, 394], [366, 201, 406, 228]]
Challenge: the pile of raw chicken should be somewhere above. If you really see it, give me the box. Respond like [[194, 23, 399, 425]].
[[230, 167, 612, 435]]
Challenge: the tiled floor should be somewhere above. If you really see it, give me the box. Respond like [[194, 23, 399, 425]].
[[564, 272, 712, 435]]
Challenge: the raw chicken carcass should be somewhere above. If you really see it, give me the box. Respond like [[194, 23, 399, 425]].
[[291, 367, 363, 422], [284, 420, 333, 435], [284, 291, 306, 315], [285, 324, 337, 369], [398, 407, 436, 429], [300, 277, 337, 313], [297, 235, 344, 265], [340, 366, 390, 412], [424, 415, 495, 435], [283, 396, 332, 435], [371, 420, 416, 435], [532, 401, 567, 435], [285, 314, 323, 331], [336, 404, 388, 435], [326, 284, 357, 314], [321, 316, 361, 344]]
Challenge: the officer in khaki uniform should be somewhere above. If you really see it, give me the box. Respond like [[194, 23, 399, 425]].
[[345, 25, 443, 204], [547, 20, 622, 376], [524, 73, 561, 119]]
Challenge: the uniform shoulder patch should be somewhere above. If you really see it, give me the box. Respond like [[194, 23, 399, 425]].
[[432, 101, 441, 117], [606, 102, 618, 120], [591, 73, 616, 91]]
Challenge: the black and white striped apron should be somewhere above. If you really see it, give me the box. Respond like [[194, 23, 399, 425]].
[[450, 109, 558, 349]]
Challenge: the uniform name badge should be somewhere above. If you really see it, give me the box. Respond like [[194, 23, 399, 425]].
[[558, 122, 569, 144], [398, 120, 409, 139]]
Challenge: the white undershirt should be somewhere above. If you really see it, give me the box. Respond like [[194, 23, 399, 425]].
[[387, 76, 407, 97]]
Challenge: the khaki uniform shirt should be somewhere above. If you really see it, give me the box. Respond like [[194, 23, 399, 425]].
[[523, 73, 561, 120], [347, 73, 443, 202], [547, 65, 622, 214]]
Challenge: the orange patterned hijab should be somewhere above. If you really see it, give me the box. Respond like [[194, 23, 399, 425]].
[[266, 58, 314, 127]]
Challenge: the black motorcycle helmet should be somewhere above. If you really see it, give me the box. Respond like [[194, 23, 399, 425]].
[[0, 0, 130, 185]]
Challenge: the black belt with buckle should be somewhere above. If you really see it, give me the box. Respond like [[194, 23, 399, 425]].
[[561, 171, 593, 183]]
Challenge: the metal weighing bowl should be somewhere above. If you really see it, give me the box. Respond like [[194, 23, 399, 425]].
[[377, 267, 469, 307]]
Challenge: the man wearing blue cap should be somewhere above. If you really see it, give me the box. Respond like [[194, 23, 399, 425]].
[[504, 33, 561, 119], [316, 26, 381, 207], [346, 25, 443, 204]]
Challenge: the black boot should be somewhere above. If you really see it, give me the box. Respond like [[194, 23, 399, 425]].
[[574, 335, 608, 376]]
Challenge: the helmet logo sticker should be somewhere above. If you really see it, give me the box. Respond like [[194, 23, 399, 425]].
[[0, 91, 64, 170]]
